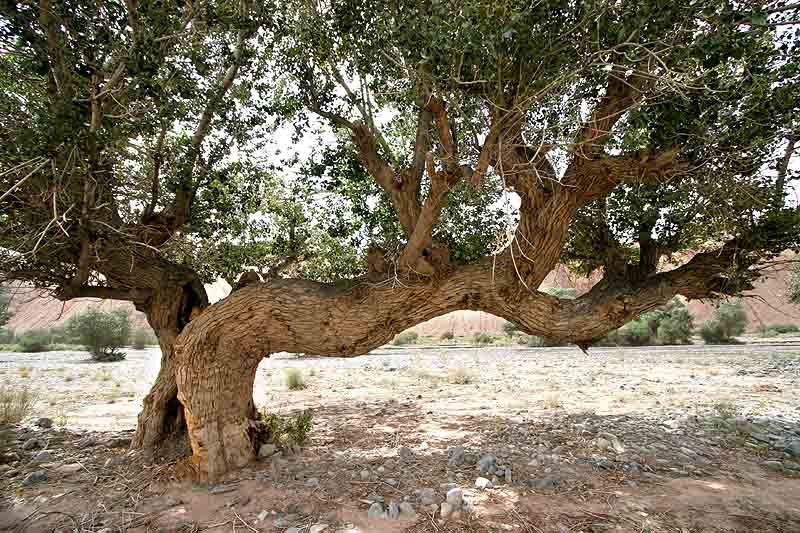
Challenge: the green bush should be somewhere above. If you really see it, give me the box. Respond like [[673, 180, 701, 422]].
[[392, 331, 419, 345], [527, 335, 546, 347], [699, 320, 730, 344], [473, 332, 494, 345], [758, 324, 799, 336], [66, 309, 130, 361], [0, 328, 15, 345], [602, 297, 694, 346], [284, 368, 306, 390], [700, 299, 748, 344], [544, 287, 578, 299], [18, 329, 51, 352], [502, 321, 519, 337], [256, 410, 313, 449], [47, 325, 79, 345], [132, 328, 157, 349]]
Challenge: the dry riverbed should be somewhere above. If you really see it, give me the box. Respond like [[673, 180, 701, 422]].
[[1, 341, 800, 532]]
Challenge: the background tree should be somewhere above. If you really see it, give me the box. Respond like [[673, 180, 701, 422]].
[[0, 288, 10, 329], [1, 0, 799, 480]]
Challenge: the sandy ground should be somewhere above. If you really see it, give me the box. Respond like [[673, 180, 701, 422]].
[[1, 339, 800, 532]]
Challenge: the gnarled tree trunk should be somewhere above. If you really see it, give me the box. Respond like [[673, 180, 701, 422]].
[[170, 246, 735, 481]]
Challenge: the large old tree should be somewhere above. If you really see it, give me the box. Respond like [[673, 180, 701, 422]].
[[1, 0, 799, 480]]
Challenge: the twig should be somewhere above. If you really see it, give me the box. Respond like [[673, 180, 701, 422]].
[[232, 510, 258, 532]]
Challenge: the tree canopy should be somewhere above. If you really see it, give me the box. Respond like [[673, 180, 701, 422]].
[[1, 0, 800, 480], [1, 0, 798, 299]]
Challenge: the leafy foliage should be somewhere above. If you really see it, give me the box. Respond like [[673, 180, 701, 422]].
[[699, 300, 749, 344], [132, 328, 157, 349], [67, 309, 131, 361], [392, 331, 419, 346], [0, 288, 10, 328], [603, 298, 694, 346], [502, 321, 519, 337], [473, 332, 494, 345], [17, 329, 51, 353], [255, 410, 313, 449]]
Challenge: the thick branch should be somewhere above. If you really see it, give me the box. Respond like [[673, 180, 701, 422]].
[[575, 68, 649, 156], [57, 285, 153, 302]]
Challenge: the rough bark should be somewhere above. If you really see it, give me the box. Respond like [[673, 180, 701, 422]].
[[172, 243, 745, 481]]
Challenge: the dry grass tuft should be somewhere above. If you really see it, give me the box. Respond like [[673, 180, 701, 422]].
[[448, 367, 475, 384], [284, 368, 307, 390], [0, 384, 38, 424]]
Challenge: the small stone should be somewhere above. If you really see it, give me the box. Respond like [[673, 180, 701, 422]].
[[22, 438, 42, 450], [309, 525, 329, 533], [368, 502, 387, 519], [504, 468, 513, 484], [388, 500, 400, 519], [76, 436, 97, 449], [477, 454, 497, 474], [398, 446, 413, 460], [475, 477, 492, 489], [305, 477, 320, 488], [385, 478, 398, 486], [376, 466, 386, 474], [360, 469, 371, 480], [448, 446, 465, 467], [446, 488, 463, 507], [259, 444, 277, 458], [784, 440, 800, 457], [286, 528, 303, 533], [35, 418, 53, 429], [399, 502, 416, 519], [22, 470, 47, 486], [257, 510, 268, 521], [440, 502, 454, 518], [366, 492, 383, 503], [96, 529, 113, 533], [762, 460, 784, 472], [107, 436, 132, 448], [31, 450, 52, 463], [528, 477, 559, 491], [417, 487, 436, 505], [598, 432, 625, 454]]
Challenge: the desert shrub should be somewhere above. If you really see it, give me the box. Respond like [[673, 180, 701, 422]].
[[527, 335, 545, 347], [284, 368, 306, 390], [473, 332, 494, 345], [544, 287, 578, 299], [17, 329, 51, 352], [602, 297, 694, 346], [699, 300, 748, 344], [256, 410, 313, 448], [502, 321, 519, 337], [0, 384, 37, 424], [440, 331, 454, 341], [67, 309, 130, 361], [392, 331, 419, 345], [132, 328, 157, 349], [47, 325, 79, 345], [758, 324, 799, 336], [699, 321, 729, 344], [448, 367, 475, 384], [0, 328, 15, 345]]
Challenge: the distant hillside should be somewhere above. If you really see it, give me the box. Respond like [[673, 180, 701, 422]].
[[4, 280, 231, 333], [411, 252, 800, 337], [5, 254, 798, 338]]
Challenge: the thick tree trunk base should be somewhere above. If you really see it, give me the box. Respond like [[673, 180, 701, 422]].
[[132, 338, 190, 458], [176, 344, 260, 482]]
